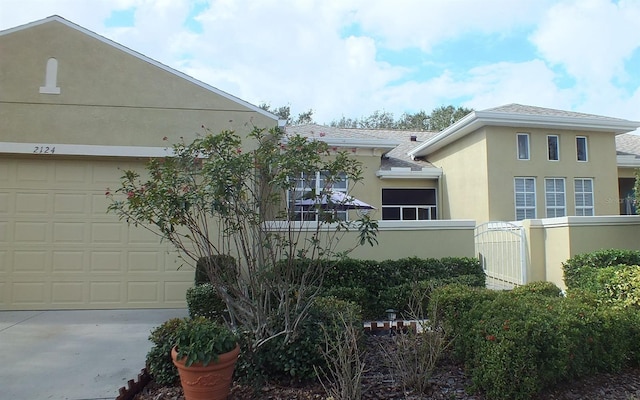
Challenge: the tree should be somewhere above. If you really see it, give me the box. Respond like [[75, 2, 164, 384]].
[[426, 105, 474, 131], [330, 106, 473, 131], [107, 126, 377, 350], [259, 103, 314, 125]]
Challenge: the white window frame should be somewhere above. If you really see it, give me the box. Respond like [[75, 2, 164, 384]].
[[289, 171, 348, 222], [574, 178, 594, 216], [514, 177, 536, 221], [517, 133, 530, 160], [547, 135, 560, 161], [576, 136, 588, 162], [545, 178, 566, 218]]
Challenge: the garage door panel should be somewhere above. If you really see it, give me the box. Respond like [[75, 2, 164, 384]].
[[13, 250, 48, 272], [91, 223, 124, 243], [54, 193, 87, 214], [14, 222, 48, 242], [1, 157, 193, 310], [51, 282, 84, 304], [52, 251, 85, 272], [15, 192, 49, 214], [90, 251, 123, 272]]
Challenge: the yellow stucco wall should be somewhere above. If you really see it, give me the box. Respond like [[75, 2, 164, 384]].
[[427, 129, 489, 220], [0, 20, 277, 148]]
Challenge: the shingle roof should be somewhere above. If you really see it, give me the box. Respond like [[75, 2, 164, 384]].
[[616, 133, 640, 157], [285, 124, 439, 171], [485, 103, 631, 122]]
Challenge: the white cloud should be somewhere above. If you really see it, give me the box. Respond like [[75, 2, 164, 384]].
[[530, 0, 640, 84]]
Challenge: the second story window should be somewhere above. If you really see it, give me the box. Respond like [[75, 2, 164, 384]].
[[517, 133, 530, 160], [576, 136, 588, 162], [547, 135, 559, 161]]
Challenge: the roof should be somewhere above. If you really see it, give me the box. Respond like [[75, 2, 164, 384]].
[[410, 103, 640, 157], [616, 133, 640, 167], [285, 124, 441, 175], [0, 15, 282, 125]]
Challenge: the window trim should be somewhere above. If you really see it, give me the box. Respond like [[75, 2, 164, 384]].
[[381, 187, 438, 221], [514, 177, 537, 221], [574, 178, 595, 216], [288, 171, 349, 222], [516, 133, 530, 160], [547, 135, 560, 161], [576, 136, 588, 162], [544, 177, 566, 218]]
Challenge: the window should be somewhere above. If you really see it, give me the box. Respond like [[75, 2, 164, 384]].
[[290, 171, 348, 221], [382, 188, 437, 220], [576, 136, 588, 162], [517, 133, 530, 160], [545, 178, 566, 217], [514, 177, 536, 220], [574, 178, 594, 216], [547, 135, 559, 161]]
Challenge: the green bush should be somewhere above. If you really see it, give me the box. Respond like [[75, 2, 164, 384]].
[[194, 254, 237, 285], [604, 265, 640, 309], [511, 281, 563, 297], [237, 296, 362, 384], [435, 286, 640, 400], [145, 318, 182, 386], [322, 257, 485, 319], [563, 249, 640, 289], [186, 283, 227, 322]]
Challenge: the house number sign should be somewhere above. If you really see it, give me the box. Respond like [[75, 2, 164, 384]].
[[33, 145, 56, 154]]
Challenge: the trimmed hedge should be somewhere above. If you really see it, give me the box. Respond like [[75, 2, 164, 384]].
[[186, 283, 227, 322], [431, 281, 640, 400], [323, 257, 485, 319], [563, 249, 640, 290]]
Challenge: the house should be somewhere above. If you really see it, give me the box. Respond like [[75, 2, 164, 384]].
[[0, 16, 280, 310], [2, 16, 640, 310], [289, 105, 640, 224]]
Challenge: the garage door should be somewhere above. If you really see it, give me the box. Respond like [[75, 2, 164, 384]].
[[0, 156, 193, 310]]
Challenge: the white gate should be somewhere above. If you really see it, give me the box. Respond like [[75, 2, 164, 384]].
[[474, 221, 527, 289]]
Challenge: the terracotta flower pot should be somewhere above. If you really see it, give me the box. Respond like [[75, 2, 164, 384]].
[[171, 344, 240, 400]]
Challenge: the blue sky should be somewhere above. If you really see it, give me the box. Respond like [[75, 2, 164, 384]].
[[2, 0, 639, 129]]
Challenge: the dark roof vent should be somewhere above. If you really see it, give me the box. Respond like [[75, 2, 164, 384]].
[[410, 135, 417, 141]]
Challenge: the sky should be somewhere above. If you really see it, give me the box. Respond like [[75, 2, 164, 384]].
[[1, 0, 640, 129]]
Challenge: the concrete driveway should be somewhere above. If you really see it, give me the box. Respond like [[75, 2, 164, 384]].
[[0, 308, 188, 400]]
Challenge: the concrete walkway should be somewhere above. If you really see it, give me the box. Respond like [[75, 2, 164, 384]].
[[0, 309, 188, 400]]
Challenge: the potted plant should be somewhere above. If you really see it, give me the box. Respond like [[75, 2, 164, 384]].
[[171, 316, 239, 400]]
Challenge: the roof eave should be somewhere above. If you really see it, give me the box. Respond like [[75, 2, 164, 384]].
[[617, 155, 640, 168], [376, 168, 443, 179], [409, 111, 640, 158]]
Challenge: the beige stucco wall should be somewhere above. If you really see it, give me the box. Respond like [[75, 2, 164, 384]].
[[522, 216, 640, 290], [618, 166, 638, 179], [427, 129, 489, 220], [486, 127, 619, 221], [0, 20, 277, 148]]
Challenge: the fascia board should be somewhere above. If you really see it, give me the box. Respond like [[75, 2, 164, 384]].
[[410, 111, 640, 158], [617, 155, 640, 168], [1, 16, 279, 123], [284, 136, 399, 152], [375, 168, 443, 179]]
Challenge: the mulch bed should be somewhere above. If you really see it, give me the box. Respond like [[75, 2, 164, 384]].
[[129, 334, 640, 400]]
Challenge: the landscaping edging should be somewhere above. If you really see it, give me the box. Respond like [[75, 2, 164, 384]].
[[116, 368, 151, 400]]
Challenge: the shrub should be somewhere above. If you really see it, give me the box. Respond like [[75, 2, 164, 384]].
[[604, 265, 640, 309], [563, 249, 640, 289], [237, 296, 363, 384], [437, 287, 640, 400], [146, 318, 182, 386], [194, 254, 237, 285], [511, 281, 563, 297], [186, 283, 227, 322]]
